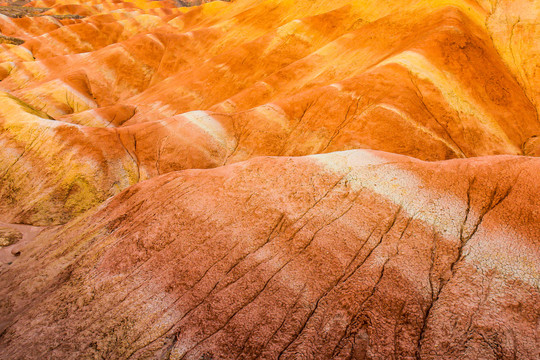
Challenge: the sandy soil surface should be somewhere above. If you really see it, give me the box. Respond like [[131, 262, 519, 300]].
[[0, 221, 46, 265]]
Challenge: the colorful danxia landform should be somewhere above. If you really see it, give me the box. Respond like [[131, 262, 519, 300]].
[[0, 0, 538, 359]]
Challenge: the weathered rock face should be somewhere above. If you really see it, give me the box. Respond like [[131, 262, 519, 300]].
[[0, 0, 539, 224], [0, 152, 538, 359], [0, 0, 538, 359]]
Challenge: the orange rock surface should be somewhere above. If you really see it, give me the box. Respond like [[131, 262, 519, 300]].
[[0, 0, 538, 358]]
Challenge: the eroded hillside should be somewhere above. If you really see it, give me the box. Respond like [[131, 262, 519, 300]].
[[0, 0, 538, 359]]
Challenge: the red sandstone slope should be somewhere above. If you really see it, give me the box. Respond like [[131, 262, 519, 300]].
[[0, 0, 539, 359], [0, 152, 538, 359]]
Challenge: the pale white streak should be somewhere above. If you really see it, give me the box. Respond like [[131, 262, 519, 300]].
[[19, 60, 49, 82], [124, 14, 161, 33], [39, 32, 68, 53], [329, 83, 343, 91], [88, 109, 110, 126], [44, 15, 63, 27], [179, 111, 227, 148], [376, 50, 519, 152], [95, 45, 134, 85], [75, 52, 91, 60], [264, 19, 311, 57], [0, 14, 32, 38], [375, 103, 462, 155], [10, 64, 34, 87], [19, 46, 34, 59], [310, 150, 463, 239], [64, 23, 95, 52], [87, 22, 100, 32], [254, 103, 289, 128], [255, 80, 273, 91], [147, 101, 176, 118], [214, 99, 237, 112], [467, 226, 539, 288], [61, 81, 98, 109], [36, 117, 84, 129], [117, 44, 137, 64], [215, 63, 230, 72], [158, 119, 172, 128], [0, 48, 27, 63], [146, 34, 165, 49], [124, 10, 139, 18], [312, 150, 538, 286], [1, 61, 15, 69], [438, 24, 466, 32]]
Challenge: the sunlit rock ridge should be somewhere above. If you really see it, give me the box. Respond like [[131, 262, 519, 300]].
[[0, 0, 538, 359]]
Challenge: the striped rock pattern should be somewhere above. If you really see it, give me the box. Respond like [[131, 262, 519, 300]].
[[0, 0, 538, 359], [0, 0, 539, 224], [1, 152, 539, 359]]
